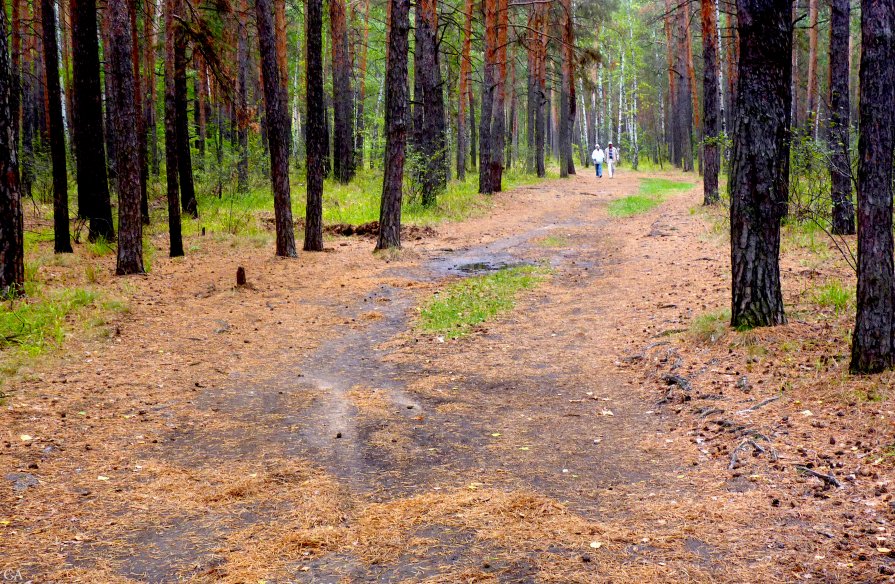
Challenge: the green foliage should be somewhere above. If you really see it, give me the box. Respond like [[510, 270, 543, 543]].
[[608, 194, 660, 217], [419, 266, 546, 339], [608, 177, 694, 217], [690, 309, 730, 344], [190, 165, 555, 237], [638, 178, 695, 197], [811, 280, 854, 314], [0, 288, 99, 354], [87, 236, 115, 257], [788, 132, 835, 227]]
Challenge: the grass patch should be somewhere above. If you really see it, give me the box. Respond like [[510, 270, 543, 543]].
[[811, 280, 854, 314], [690, 309, 731, 344], [608, 178, 694, 217], [0, 288, 99, 354], [537, 234, 569, 248], [419, 265, 546, 339], [191, 166, 558, 237], [86, 236, 115, 257]]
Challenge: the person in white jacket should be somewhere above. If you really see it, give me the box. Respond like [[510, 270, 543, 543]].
[[591, 144, 605, 177]]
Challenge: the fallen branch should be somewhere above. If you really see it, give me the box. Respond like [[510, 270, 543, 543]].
[[729, 439, 770, 470], [740, 429, 771, 442], [697, 406, 724, 418], [795, 465, 842, 489], [736, 395, 780, 415], [622, 341, 670, 363], [662, 374, 692, 392]]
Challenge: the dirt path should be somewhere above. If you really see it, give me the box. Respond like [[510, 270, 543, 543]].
[[3, 169, 811, 583]]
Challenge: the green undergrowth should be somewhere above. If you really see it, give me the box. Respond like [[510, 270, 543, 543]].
[[810, 280, 855, 314], [608, 177, 695, 217], [419, 265, 547, 339], [0, 232, 131, 393], [690, 309, 731, 344], [189, 165, 559, 238]]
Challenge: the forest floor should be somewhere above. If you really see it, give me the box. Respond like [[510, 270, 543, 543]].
[[2, 167, 894, 583]]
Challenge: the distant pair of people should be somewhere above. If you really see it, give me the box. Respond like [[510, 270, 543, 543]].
[[591, 143, 618, 178]]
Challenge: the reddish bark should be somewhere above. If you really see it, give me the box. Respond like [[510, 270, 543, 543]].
[[806, 0, 819, 127], [457, 0, 473, 180], [330, 0, 354, 182], [256, 0, 297, 256]]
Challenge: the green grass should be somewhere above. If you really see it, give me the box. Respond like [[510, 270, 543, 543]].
[[537, 234, 570, 248], [690, 309, 731, 344], [419, 265, 546, 339], [608, 178, 694, 217], [0, 288, 98, 355], [811, 280, 854, 314], [638, 178, 696, 197], [86, 236, 115, 257], [190, 165, 559, 237]]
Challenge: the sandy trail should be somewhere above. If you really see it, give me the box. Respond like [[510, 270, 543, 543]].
[[2, 169, 784, 582]]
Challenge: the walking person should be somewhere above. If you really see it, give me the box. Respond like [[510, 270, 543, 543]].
[[591, 144, 605, 177], [606, 142, 616, 178]]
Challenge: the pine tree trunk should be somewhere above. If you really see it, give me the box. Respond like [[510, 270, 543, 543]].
[[256, 0, 297, 257], [10, 0, 21, 150], [478, 0, 497, 194], [304, 0, 325, 251], [236, 0, 249, 192], [146, 0, 159, 176], [354, 0, 370, 170], [701, 0, 721, 204], [828, 0, 854, 235], [726, 12, 738, 139], [729, 0, 791, 328], [376, 0, 409, 250], [559, 0, 573, 178], [468, 86, 477, 170], [173, 7, 197, 218], [107, 0, 144, 274], [413, 0, 447, 202], [457, 0, 473, 180], [19, 0, 33, 199], [101, 8, 117, 183], [71, 0, 114, 240], [128, 0, 148, 223], [790, 0, 799, 129], [330, 0, 354, 183], [850, 0, 895, 373], [163, 0, 183, 257], [806, 0, 818, 130], [671, 3, 693, 171], [535, 11, 547, 177], [489, 0, 508, 190], [0, 4, 24, 294], [525, 8, 537, 174], [42, 0, 72, 253], [194, 57, 206, 169]]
